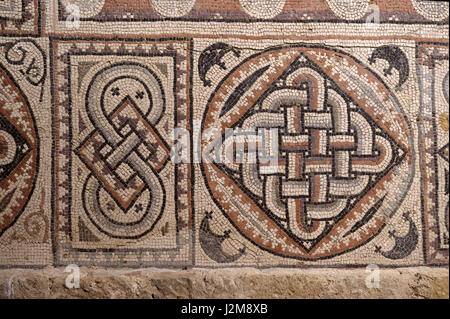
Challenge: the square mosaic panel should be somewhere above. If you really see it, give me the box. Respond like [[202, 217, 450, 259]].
[[0, 0, 448, 268]]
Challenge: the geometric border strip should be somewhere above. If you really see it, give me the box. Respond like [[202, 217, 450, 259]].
[[417, 41, 450, 265], [51, 37, 194, 267], [53, 0, 449, 24]]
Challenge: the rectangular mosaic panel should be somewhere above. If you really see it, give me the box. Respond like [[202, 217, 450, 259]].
[[52, 38, 193, 266], [418, 42, 449, 265], [0, 0, 448, 268], [0, 36, 52, 266]]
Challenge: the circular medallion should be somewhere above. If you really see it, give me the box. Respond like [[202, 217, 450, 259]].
[[326, 0, 370, 20], [0, 65, 39, 236], [411, 0, 449, 22], [201, 45, 413, 260], [150, 0, 196, 18], [239, 0, 286, 19]]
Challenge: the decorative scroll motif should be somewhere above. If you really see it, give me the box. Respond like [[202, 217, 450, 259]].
[[23, 189, 49, 243], [1, 40, 46, 101]]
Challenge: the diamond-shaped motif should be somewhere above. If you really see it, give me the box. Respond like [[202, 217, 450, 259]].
[[76, 97, 170, 210], [201, 45, 412, 260], [0, 65, 39, 236], [0, 111, 31, 182]]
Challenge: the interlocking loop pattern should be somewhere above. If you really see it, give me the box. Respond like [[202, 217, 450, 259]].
[[202, 46, 410, 259], [76, 63, 169, 239]]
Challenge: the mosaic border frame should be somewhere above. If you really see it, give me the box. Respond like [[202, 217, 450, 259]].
[[50, 37, 195, 267], [417, 41, 449, 266]]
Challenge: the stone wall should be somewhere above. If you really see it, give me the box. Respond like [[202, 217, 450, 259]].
[[0, 267, 448, 299]]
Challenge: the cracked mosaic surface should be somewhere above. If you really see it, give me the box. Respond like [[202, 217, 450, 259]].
[[0, 0, 448, 268]]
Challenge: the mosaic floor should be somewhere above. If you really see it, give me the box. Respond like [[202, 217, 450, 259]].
[[0, 0, 448, 268]]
